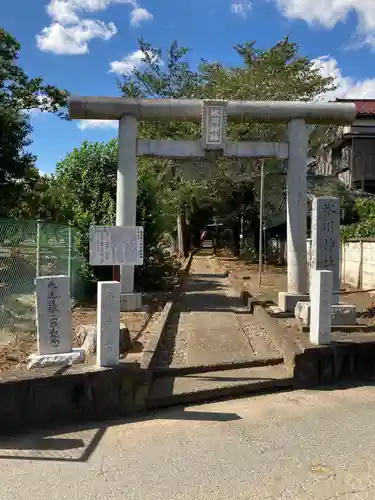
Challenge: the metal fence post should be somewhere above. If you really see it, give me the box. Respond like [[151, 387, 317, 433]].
[[68, 224, 72, 295], [36, 219, 42, 278]]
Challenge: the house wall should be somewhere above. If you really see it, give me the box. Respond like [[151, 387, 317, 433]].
[[337, 143, 352, 187], [352, 138, 375, 184]]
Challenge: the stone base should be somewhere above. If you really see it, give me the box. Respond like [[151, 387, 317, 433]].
[[120, 293, 142, 312], [295, 302, 357, 327], [278, 292, 310, 313], [27, 348, 85, 370]]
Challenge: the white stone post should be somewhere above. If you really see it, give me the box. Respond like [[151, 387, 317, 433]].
[[278, 119, 309, 312], [35, 275, 72, 355], [310, 270, 333, 345], [28, 275, 84, 368], [117, 115, 138, 295], [97, 281, 121, 367]]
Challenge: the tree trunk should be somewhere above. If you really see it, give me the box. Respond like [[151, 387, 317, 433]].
[[232, 224, 240, 257]]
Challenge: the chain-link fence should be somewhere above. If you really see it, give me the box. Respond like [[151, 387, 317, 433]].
[[0, 219, 83, 336]]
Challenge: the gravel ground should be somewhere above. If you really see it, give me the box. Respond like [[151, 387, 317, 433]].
[[155, 308, 188, 368]]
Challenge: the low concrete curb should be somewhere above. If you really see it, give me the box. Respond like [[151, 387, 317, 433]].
[[148, 364, 293, 409], [154, 357, 284, 377], [251, 305, 314, 388], [139, 250, 195, 375], [139, 301, 174, 373], [0, 361, 146, 435], [148, 378, 293, 409]]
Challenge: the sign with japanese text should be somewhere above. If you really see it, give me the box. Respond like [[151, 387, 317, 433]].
[[89, 226, 144, 266], [202, 100, 227, 151]]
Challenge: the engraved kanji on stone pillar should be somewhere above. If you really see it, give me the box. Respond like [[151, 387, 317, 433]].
[[311, 197, 340, 303]]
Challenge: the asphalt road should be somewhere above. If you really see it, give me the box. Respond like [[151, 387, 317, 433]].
[[1, 385, 375, 499]]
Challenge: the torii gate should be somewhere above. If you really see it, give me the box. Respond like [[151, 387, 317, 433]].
[[68, 97, 355, 311]]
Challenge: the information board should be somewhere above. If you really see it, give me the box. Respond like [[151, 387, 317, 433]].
[[89, 226, 144, 266]]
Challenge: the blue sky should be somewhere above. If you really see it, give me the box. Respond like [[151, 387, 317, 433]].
[[2, 0, 375, 174]]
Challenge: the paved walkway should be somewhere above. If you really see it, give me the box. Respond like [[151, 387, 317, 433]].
[[185, 255, 254, 365], [156, 253, 280, 369]]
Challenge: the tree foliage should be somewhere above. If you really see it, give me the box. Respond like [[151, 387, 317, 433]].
[[341, 198, 375, 242], [51, 140, 178, 295], [0, 28, 69, 218], [0, 28, 69, 116]]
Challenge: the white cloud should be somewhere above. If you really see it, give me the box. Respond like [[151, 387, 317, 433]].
[[231, 2, 252, 18], [109, 49, 162, 74], [130, 7, 153, 26], [313, 55, 375, 101], [37, 0, 153, 55], [78, 119, 118, 130], [109, 49, 145, 74], [37, 20, 117, 55], [274, 0, 375, 48]]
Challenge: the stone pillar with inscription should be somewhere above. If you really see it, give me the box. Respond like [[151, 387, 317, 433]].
[[310, 197, 340, 303], [27, 275, 85, 369], [97, 281, 121, 367], [295, 197, 357, 327]]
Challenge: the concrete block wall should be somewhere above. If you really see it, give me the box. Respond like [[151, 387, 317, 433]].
[[307, 238, 375, 290]]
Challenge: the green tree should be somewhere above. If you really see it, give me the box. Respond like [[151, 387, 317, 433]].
[[0, 28, 69, 217], [0, 28, 69, 115], [341, 198, 375, 241], [51, 140, 178, 297]]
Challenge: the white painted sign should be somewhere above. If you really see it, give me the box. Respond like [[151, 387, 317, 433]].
[[89, 226, 144, 266]]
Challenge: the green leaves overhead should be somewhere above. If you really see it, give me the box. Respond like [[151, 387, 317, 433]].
[[0, 28, 69, 117]]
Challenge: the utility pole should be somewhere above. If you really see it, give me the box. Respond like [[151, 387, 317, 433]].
[[240, 205, 244, 255], [258, 159, 265, 285]]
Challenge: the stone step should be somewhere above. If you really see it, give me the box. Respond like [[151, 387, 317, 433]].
[[154, 356, 284, 378], [147, 364, 292, 409]]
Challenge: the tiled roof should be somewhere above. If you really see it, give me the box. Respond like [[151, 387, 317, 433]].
[[335, 99, 375, 116]]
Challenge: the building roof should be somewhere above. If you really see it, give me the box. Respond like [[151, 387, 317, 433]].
[[335, 99, 375, 116]]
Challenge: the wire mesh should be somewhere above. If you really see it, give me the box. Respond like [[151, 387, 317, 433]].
[[0, 219, 79, 336]]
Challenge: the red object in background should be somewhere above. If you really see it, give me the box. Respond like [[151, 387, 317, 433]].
[[113, 266, 120, 282], [200, 230, 207, 241]]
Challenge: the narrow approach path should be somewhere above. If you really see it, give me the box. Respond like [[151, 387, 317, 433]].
[[184, 254, 254, 365], [151, 251, 286, 407], [156, 251, 280, 369]]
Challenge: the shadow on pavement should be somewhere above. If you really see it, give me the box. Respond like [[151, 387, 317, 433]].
[[0, 407, 241, 463]]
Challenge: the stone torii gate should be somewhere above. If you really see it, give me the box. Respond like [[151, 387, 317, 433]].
[[68, 97, 355, 312]]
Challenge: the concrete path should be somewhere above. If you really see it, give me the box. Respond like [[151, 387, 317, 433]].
[[184, 254, 255, 365], [2, 385, 375, 499], [156, 253, 281, 369]]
